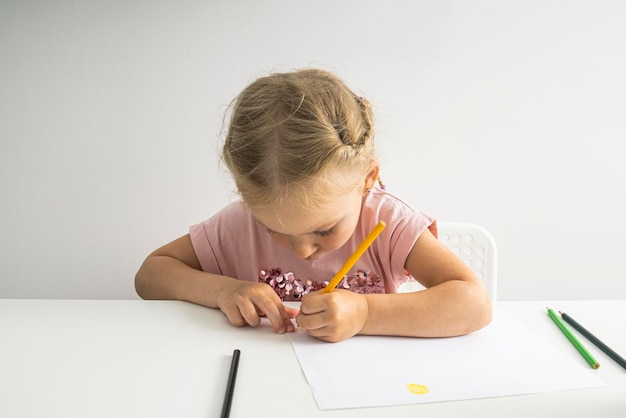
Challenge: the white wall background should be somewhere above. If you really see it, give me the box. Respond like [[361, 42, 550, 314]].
[[1, 0, 625, 301]]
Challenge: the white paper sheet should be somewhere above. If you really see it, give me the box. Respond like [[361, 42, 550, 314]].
[[288, 308, 605, 410]]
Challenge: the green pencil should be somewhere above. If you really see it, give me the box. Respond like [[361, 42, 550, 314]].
[[546, 307, 600, 369]]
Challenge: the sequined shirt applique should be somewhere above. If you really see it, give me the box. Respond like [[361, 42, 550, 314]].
[[258, 267, 386, 301]]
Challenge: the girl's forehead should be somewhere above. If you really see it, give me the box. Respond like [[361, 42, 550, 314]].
[[252, 190, 360, 234]]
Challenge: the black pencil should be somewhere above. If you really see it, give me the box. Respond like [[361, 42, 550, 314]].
[[560, 311, 626, 371], [221, 349, 241, 418]]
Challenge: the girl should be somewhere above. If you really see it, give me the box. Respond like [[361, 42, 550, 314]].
[[135, 69, 492, 343]]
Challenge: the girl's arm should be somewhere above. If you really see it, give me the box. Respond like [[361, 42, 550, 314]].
[[297, 227, 492, 342], [135, 235, 297, 333], [360, 226, 493, 337]]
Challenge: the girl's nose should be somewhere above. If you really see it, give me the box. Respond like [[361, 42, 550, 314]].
[[289, 237, 317, 260]]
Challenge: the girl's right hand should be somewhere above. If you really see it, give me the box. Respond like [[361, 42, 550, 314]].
[[216, 280, 297, 334]]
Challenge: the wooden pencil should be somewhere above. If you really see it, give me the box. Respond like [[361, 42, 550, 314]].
[[221, 349, 241, 418], [560, 311, 626, 370]]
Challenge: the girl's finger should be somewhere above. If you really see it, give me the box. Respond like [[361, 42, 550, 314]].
[[254, 297, 295, 333], [237, 299, 263, 327]]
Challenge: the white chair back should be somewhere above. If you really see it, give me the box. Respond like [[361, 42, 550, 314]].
[[398, 222, 498, 301]]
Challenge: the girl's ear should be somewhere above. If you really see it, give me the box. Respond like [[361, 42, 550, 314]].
[[362, 163, 380, 193]]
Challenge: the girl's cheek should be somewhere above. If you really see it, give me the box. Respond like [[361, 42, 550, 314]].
[[326, 232, 352, 251]]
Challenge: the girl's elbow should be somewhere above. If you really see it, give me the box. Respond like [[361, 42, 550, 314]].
[[461, 284, 493, 334], [134, 261, 154, 300], [478, 300, 494, 329], [471, 296, 493, 333], [134, 272, 149, 299]]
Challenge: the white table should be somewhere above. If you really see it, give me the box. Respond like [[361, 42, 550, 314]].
[[1, 299, 625, 417]]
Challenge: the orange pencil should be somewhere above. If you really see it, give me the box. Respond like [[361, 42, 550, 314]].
[[321, 221, 386, 293]]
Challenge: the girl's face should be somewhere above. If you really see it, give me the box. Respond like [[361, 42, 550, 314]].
[[252, 186, 364, 261]]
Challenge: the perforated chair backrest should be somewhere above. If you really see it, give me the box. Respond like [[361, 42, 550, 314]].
[[397, 222, 498, 301], [438, 222, 497, 300]]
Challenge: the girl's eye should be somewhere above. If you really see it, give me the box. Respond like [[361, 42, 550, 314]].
[[315, 227, 335, 237], [264, 225, 334, 237]]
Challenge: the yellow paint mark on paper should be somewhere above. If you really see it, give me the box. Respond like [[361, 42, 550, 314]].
[[407, 383, 429, 395]]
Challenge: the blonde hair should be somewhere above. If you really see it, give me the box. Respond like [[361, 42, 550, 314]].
[[222, 68, 377, 211]]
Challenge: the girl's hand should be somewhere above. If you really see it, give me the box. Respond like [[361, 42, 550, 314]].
[[216, 280, 297, 334], [296, 290, 369, 342]]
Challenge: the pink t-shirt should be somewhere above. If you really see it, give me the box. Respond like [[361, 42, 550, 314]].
[[189, 189, 436, 300]]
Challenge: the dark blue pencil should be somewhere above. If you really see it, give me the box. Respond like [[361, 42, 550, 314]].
[[221, 349, 241, 418], [560, 311, 626, 371]]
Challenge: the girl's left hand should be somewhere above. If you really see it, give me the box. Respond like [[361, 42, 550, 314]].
[[296, 290, 368, 342]]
